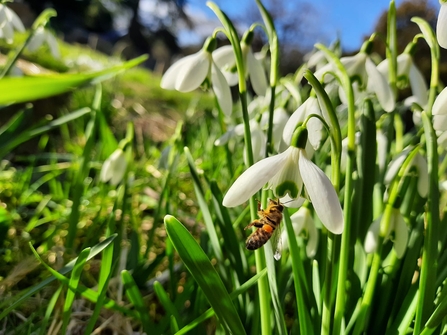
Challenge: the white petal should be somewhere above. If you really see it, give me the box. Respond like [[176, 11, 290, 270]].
[[341, 53, 367, 85], [247, 49, 268, 96], [45, 31, 60, 59], [366, 57, 395, 112], [396, 54, 412, 78], [1, 19, 13, 42], [214, 127, 236, 146], [377, 58, 389, 77], [393, 211, 408, 258], [161, 56, 191, 90], [433, 114, 447, 132], [100, 158, 113, 182], [415, 154, 428, 198], [110, 150, 128, 185], [175, 51, 210, 92], [283, 97, 318, 144], [8, 7, 24, 32], [272, 107, 290, 151], [305, 214, 319, 258], [212, 62, 233, 116], [376, 130, 388, 173], [384, 151, 409, 185], [299, 151, 344, 234], [268, 147, 303, 198], [212, 45, 238, 86], [28, 28, 45, 52], [409, 63, 428, 107], [364, 217, 381, 253], [212, 45, 235, 67], [433, 86, 447, 115], [437, 4, 447, 49], [223, 150, 290, 207], [280, 194, 305, 208], [283, 105, 306, 145]]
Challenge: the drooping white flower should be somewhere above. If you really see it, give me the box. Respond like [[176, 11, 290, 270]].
[[161, 38, 232, 116], [378, 53, 428, 108], [100, 148, 127, 185], [223, 127, 344, 234], [384, 150, 428, 198], [0, 4, 25, 44], [282, 206, 319, 258], [316, 51, 395, 112], [212, 36, 268, 96], [282, 97, 325, 150], [364, 209, 408, 258], [214, 120, 266, 163], [437, 1, 447, 49], [27, 27, 60, 59], [433, 86, 447, 132]]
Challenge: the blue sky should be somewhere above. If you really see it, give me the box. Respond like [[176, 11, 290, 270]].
[[178, 0, 440, 52]]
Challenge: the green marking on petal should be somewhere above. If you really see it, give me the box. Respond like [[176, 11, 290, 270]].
[[275, 181, 299, 199]]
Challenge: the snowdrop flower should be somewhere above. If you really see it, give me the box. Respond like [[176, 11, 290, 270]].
[[378, 50, 427, 107], [223, 126, 344, 234], [0, 4, 25, 43], [282, 97, 324, 150], [161, 37, 232, 116], [437, 0, 447, 49], [282, 206, 319, 258], [28, 27, 60, 59], [214, 120, 266, 163], [364, 209, 408, 258], [212, 30, 268, 96], [432, 86, 447, 132], [316, 46, 395, 112], [100, 148, 127, 185], [384, 150, 428, 198]]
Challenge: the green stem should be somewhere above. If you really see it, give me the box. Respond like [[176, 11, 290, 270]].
[[353, 147, 420, 334], [414, 112, 440, 333]]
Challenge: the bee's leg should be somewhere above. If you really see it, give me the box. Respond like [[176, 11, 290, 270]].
[[244, 220, 263, 230]]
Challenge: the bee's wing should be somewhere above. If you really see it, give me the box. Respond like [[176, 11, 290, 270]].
[[271, 222, 283, 261]]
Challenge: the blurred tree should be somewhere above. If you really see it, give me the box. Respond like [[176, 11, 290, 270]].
[[20, 0, 188, 69]]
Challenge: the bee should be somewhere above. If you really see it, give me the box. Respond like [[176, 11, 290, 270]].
[[244, 199, 284, 259]]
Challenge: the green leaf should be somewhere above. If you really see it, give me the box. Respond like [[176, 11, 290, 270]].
[[0, 55, 147, 105], [164, 215, 246, 335]]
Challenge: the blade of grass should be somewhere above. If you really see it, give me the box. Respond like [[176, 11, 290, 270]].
[[154, 281, 182, 328], [61, 248, 91, 334], [165, 214, 246, 335], [175, 268, 268, 335], [39, 286, 62, 335], [122, 270, 152, 335]]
